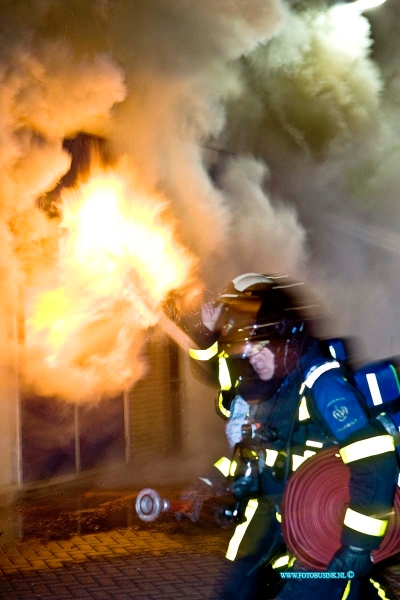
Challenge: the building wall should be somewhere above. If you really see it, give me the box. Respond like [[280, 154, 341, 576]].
[[128, 330, 227, 474], [0, 383, 20, 489], [179, 351, 227, 469], [0, 319, 228, 495], [128, 332, 181, 461], [0, 312, 21, 492]]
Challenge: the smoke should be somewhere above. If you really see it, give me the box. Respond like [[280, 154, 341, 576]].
[[0, 0, 126, 398], [2, 0, 295, 400], [233, 5, 381, 159], [216, 156, 307, 278], [105, 0, 287, 270], [218, 0, 400, 360], [0, 27, 123, 176], [3, 0, 400, 401]]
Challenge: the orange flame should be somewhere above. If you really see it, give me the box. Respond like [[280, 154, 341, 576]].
[[23, 157, 199, 401]]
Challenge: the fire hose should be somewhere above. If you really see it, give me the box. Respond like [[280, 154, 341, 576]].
[[281, 446, 400, 570], [135, 486, 236, 526], [135, 488, 197, 522]]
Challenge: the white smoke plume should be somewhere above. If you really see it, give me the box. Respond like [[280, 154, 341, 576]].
[[216, 156, 307, 280], [239, 7, 380, 158], [219, 0, 400, 361], [106, 0, 287, 269]]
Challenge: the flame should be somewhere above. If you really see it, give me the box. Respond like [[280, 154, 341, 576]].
[[23, 157, 199, 401]]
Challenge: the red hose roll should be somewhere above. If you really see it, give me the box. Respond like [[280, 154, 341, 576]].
[[281, 447, 400, 570]]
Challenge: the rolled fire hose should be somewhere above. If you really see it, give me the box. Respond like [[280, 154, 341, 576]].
[[281, 447, 400, 570]]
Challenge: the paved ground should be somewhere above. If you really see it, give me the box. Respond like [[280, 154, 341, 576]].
[[1, 471, 400, 600], [0, 476, 232, 600]]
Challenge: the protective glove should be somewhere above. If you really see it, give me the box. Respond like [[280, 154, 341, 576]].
[[177, 479, 213, 523], [327, 545, 372, 579], [225, 396, 249, 448]]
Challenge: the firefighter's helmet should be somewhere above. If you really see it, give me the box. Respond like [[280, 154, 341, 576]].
[[215, 273, 317, 359]]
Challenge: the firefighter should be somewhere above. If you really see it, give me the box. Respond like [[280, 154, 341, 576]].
[[188, 273, 398, 600]]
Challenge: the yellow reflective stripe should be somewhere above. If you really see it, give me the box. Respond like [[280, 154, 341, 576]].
[[272, 555, 289, 569], [292, 454, 307, 471], [344, 508, 388, 537], [304, 361, 341, 388], [370, 578, 390, 599], [265, 449, 278, 467], [275, 510, 282, 523], [213, 456, 231, 477], [304, 450, 316, 459], [292, 450, 316, 471], [219, 356, 232, 391], [226, 499, 258, 561], [341, 580, 352, 600], [229, 460, 238, 477], [217, 392, 231, 419], [189, 341, 218, 360], [306, 440, 323, 448], [298, 397, 310, 421], [340, 435, 395, 464]]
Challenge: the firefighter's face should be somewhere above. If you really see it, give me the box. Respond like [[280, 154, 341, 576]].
[[247, 343, 276, 381]]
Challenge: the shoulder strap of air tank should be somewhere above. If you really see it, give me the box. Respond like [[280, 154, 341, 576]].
[[297, 357, 341, 439], [301, 359, 342, 392]]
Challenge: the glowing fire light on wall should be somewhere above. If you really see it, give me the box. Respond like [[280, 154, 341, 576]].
[[23, 159, 198, 401]]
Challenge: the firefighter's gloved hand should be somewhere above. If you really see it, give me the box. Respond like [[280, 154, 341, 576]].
[[327, 545, 372, 578], [178, 479, 213, 523], [225, 396, 249, 448]]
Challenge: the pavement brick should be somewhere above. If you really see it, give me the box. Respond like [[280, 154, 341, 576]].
[[87, 592, 113, 599], [57, 573, 79, 583], [46, 560, 66, 569], [48, 584, 73, 595], [69, 590, 92, 598], [0, 494, 233, 600], [93, 576, 116, 586], [37, 569, 60, 579], [0, 557, 13, 567]]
